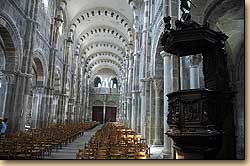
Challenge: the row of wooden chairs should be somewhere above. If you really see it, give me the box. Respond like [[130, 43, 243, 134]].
[[0, 121, 98, 159], [76, 122, 150, 159]]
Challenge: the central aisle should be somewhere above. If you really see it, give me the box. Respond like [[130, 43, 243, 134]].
[[45, 123, 164, 159], [45, 124, 104, 159]]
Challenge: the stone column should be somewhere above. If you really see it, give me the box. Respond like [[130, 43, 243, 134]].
[[86, 77, 91, 121], [80, 67, 86, 122], [126, 52, 133, 127], [103, 102, 106, 124], [189, 55, 202, 89], [163, 0, 167, 17], [3, 73, 18, 132], [140, 78, 146, 138], [132, 51, 140, 132], [19, 0, 40, 131], [45, 2, 65, 127], [126, 96, 132, 128], [153, 78, 164, 145], [60, 38, 71, 123], [131, 53, 137, 130], [140, 0, 151, 139], [145, 79, 151, 143], [31, 86, 44, 128], [149, 79, 154, 144], [0, 73, 8, 118], [161, 51, 173, 158], [74, 65, 81, 123], [140, 77, 151, 139], [131, 42, 141, 132]]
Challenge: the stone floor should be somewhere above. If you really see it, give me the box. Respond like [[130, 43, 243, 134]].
[[45, 124, 104, 159], [149, 145, 165, 159], [45, 124, 164, 160]]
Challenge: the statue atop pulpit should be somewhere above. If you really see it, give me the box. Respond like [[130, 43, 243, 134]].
[[180, 0, 192, 13], [176, 0, 199, 30]]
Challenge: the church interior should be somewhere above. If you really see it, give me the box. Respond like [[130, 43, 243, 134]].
[[0, 0, 245, 160]]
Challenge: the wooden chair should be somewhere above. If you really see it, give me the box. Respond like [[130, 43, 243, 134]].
[[135, 151, 148, 159]]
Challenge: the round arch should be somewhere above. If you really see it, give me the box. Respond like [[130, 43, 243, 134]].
[[152, 19, 164, 77], [0, 11, 23, 71], [75, 26, 130, 54], [69, 7, 133, 39], [33, 49, 49, 85]]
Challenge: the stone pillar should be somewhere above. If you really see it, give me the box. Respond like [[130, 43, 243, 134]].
[[145, 78, 151, 143], [126, 96, 132, 128], [149, 79, 154, 144], [132, 51, 140, 132], [140, 78, 146, 138], [163, 0, 168, 17], [161, 51, 173, 158], [140, 0, 151, 139], [189, 55, 202, 89], [86, 77, 91, 121], [80, 69, 86, 122], [19, 0, 40, 131], [3, 73, 18, 132], [146, 77, 154, 144], [31, 86, 44, 128], [74, 64, 82, 123], [103, 102, 106, 124], [140, 77, 151, 139], [45, 4, 65, 127], [153, 78, 164, 145], [127, 52, 133, 127], [135, 90, 141, 133], [0, 73, 8, 118], [60, 38, 71, 123], [131, 91, 137, 130]]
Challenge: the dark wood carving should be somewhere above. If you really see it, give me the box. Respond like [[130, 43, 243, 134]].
[[161, 16, 234, 159]]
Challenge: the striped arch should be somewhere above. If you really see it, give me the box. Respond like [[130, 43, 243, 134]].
[[75, 26, 130, 54], [69, 7, 133, 40], [81, 41, 126, 58], [85, 52, 124, 67], [0, 12, 23, 71]]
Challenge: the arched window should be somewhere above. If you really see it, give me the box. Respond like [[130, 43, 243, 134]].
[[94, 77, 101, 87], [111, 77, 118, 88], [58, 18, 64, 36], [0, 78, 2, 89], [42, 0, 49, 12]]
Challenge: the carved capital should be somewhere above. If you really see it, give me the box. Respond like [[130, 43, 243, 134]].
[[4, 74, 15, 83], [160, 50, 172, 59]]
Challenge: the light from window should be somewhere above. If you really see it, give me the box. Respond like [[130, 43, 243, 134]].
[[43, 0, 49, 10], [59, 24, 63, 36]]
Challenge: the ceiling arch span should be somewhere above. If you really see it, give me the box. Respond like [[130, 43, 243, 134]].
[[85, 52, 124, 67], [74, 26, 131, 54], [88, 63, 122, 79], [69, 7, 133, 37], [77, 25, 130, 47], [81, 42, 126, 59], [87, 59, 122, 72]]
